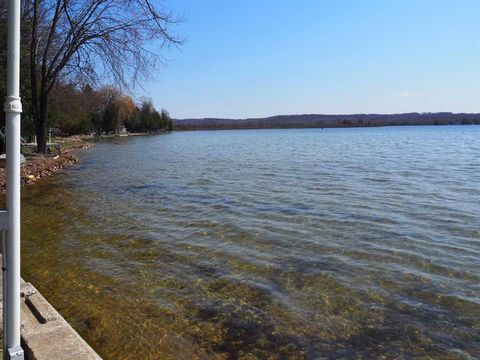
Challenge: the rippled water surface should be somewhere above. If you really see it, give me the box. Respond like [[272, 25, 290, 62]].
[[19, 127, 480, 359]]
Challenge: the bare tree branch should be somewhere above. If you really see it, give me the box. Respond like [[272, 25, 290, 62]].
[[20, 0, 183, 151]]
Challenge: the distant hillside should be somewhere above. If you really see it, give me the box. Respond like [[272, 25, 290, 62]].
[[174, 113, 480, 131]]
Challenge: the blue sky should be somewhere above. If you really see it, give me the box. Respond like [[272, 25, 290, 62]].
[[143, 0, 480, 119]]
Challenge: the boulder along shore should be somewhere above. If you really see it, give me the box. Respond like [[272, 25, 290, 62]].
[[0, 139, 94, 192]]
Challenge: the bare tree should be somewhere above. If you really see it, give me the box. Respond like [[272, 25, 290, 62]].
[[22, 0, 182, 152]]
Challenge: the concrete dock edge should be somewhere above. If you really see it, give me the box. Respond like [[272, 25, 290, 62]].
[[1, 268, 102, 359]]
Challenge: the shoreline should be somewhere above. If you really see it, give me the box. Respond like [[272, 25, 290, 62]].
[[0, 130, 170, 192], [0, 138, 94, 193]]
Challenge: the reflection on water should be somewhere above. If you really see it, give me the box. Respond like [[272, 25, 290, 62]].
[[16, 127, 480, 359]]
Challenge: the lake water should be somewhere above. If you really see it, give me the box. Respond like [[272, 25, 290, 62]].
[[20, 126, 480, 359]]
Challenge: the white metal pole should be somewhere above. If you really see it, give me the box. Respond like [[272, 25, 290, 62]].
[[3, 0, 24, 356], [2, 229, 8, 355]]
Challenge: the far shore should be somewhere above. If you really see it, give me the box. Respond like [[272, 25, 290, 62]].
[[174, 112, 480, 131]]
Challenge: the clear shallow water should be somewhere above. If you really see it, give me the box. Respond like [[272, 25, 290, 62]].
[[18, 126, 480, 359]]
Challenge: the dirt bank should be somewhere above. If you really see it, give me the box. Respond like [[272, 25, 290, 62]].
[[0, 140, 94, 192]]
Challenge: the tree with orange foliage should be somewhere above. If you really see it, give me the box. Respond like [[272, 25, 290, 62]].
[[117, 96, 136, 134]]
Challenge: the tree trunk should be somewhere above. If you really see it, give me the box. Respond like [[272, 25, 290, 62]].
[[35, 91, 48, 153], [35, 118, 47, 153]]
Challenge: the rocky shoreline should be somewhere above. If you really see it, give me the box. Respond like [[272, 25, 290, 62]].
[[0, 131, 162, 192], [0, 141, 94, 192]]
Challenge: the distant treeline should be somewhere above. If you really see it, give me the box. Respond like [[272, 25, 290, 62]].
[[0, 82, 173, 139], [174, 113, 480, 131], [48, 85, 173, 136]]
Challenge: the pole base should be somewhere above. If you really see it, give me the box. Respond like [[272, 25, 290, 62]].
[[7, 346, 24, 360]]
